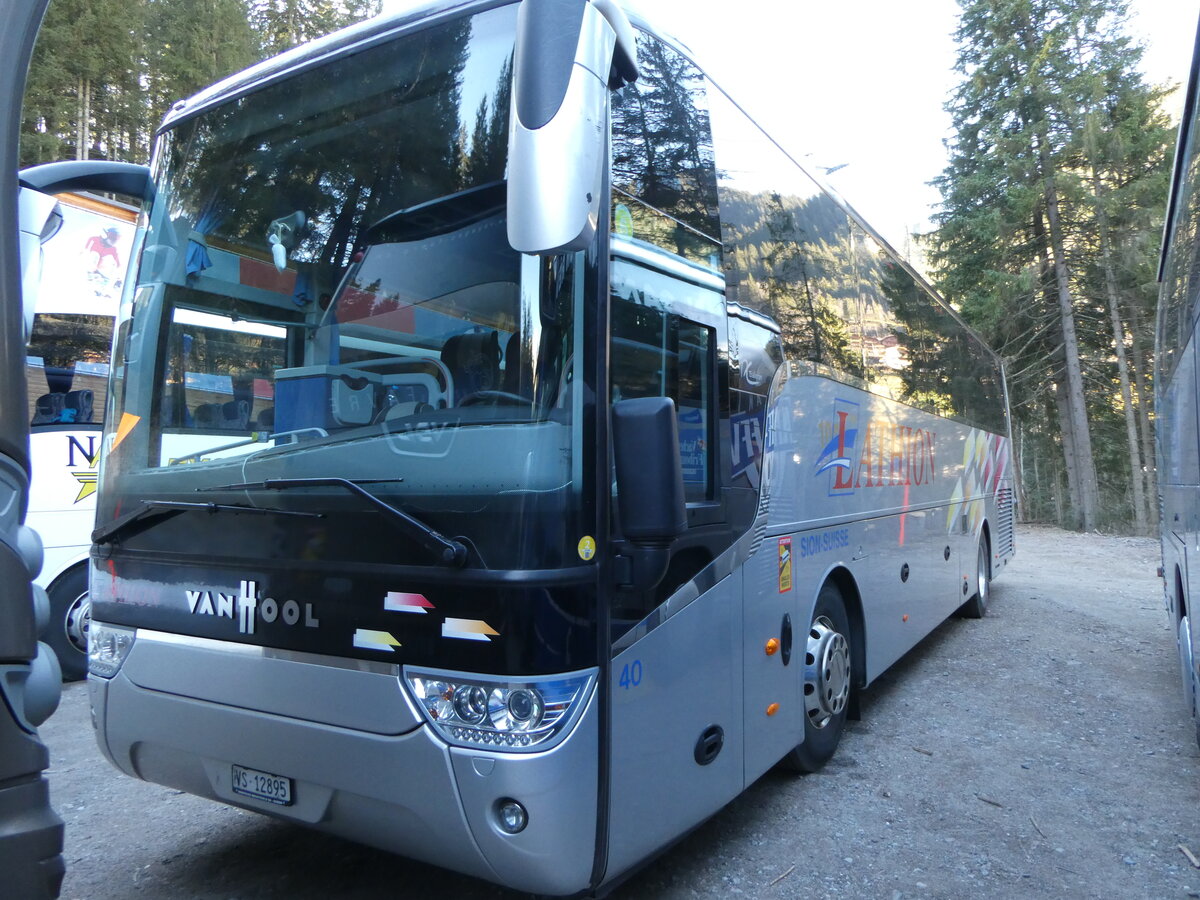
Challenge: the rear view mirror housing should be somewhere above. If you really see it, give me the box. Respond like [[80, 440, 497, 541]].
[[507, 0, 638, 255], [612, 396, 686, 591], [16, 188, 61, 342], [17, 160, 152, 341]]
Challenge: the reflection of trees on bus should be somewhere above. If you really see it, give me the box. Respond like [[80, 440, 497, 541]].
[[165, 19, 495, 298], [874, 257, 1006, 430], [611, 36, 721, 265], [719, 188, 862, 377]]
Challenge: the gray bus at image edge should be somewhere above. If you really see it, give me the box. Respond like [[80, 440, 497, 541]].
[[82, 0, 1015, 894], [1157, 14, 1200, 750]]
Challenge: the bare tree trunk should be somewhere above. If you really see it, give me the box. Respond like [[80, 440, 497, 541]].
[[75, 77, 91, 161], [1053, 372, 1083, 528], [1125, 300, 1157, 522], [1040, 143, 1100, 531], [1090, 167, 1148, 533], [1017, 422, 1030, 522]]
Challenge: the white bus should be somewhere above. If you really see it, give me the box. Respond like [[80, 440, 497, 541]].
[[85, 1, 1015, 893], [1157, 14, 1200, 748], [25, 191, 133, 680]]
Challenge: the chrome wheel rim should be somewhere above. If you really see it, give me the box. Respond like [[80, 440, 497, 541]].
[[1180, 615, 1196, 718], [976, 544, 990, 611], [804, 615, 850, 729], [65, 591, 90, 654]]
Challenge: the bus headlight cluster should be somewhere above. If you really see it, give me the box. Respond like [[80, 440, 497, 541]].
[[404, 668, 594, 753]]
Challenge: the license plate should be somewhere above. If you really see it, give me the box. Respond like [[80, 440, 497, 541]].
[[231, 764, 293, 806]]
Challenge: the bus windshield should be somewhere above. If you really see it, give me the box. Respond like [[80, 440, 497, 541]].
[[100, 4, 590, 571]]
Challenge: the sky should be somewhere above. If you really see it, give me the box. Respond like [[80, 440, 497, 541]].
[[378, 0, 1197, 264], [644, 0, 1198, 266]]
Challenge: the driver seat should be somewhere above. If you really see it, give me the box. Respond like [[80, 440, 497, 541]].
[[441, 331, 500, 403]]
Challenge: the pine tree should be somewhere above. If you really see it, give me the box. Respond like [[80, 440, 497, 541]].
[[251, 0, 380, 55], [21, 0, 146, 165], [144, 0, 260, 133], [930, 0, 1172, 532]]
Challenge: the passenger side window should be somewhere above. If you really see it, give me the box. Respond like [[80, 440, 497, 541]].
[[159, 305, 286, 438], [611, 258, 718, 503]]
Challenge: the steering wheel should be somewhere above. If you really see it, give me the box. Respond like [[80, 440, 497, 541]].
[[457, 390, 531, 407]]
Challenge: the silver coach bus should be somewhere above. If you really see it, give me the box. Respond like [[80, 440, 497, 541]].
[[1157, 14, 1200, 750], [86, 0, 1015, 893]]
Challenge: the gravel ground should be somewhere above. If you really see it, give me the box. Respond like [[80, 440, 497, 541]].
[[39, 524, 1200, 899]]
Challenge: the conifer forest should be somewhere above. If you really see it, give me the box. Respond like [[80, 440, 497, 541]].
[[19, 0, 1182, 534]]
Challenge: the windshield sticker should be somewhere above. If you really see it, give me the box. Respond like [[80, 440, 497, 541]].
[[442, 618, 500, 642], [353, 629, 401, 652], [578, 536, 596, 561], [385, 591, 434, 613], [110, 412, 140, 452]]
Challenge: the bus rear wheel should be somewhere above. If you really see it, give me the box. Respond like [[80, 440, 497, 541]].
[[46, 566, 90, 681], [1179, 614, 1200, 751], [785, 582, 851, 773], [959, 539, 990, 619]]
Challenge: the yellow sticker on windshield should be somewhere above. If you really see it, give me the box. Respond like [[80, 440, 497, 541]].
[[614, 204, 634, 238], [578, 536, 596, 561]]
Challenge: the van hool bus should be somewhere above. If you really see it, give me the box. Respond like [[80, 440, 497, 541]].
[[84, 0, 1014, 893]]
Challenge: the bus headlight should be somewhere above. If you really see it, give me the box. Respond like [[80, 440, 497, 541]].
[[404, 667, 595, 752], [88, 622, 135, 678]]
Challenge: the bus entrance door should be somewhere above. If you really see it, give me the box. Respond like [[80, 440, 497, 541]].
[[741, 539, 801, 781]]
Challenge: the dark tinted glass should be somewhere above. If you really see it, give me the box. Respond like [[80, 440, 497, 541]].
[[27, 313, 112, 425], [611, 34, 721, 269]]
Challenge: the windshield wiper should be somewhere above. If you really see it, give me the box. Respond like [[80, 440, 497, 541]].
[[206, 478, 468, 567], [92, 500, 323, 547]]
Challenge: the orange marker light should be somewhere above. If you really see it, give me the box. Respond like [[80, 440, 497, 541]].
[[766, 703, 780, 716], [765, 638, 780, 656], [902, 614, 909, 622]]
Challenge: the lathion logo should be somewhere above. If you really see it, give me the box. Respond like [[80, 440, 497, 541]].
[[815, 399, 860, 494]]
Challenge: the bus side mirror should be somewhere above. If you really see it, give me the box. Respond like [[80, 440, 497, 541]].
[[16, 187, 62, 342], [612, 396, 686, 591], [612, 395, 686, 581], [507, 0, 638, 255]]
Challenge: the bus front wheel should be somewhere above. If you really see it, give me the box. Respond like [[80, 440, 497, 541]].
[[46, 566, 90, 681], [785, 582, 851, 773]]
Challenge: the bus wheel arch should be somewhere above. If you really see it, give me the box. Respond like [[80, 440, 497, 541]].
[[45, 563, 90, 681], [784, 569, 861, 774]]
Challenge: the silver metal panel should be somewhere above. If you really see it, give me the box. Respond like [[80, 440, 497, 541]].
[[606, 575, 743, 881], [94, 669, 504, 884], [450, 688, 599, 896], [120, 631, 422, 735], [740, 542, 802, 783], [759, 374, 1011, 683]]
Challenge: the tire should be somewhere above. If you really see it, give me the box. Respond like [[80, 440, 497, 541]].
[[1179, 614, 1200, 752], [45, 566, 90, 681], [785, 581, 852, 773], [959, 539, 990, 619]]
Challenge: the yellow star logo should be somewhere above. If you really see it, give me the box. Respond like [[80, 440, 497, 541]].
[[72, 471, 98, 503]]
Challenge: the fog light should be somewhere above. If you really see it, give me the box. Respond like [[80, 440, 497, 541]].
[[496, 798, 528, 834]]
